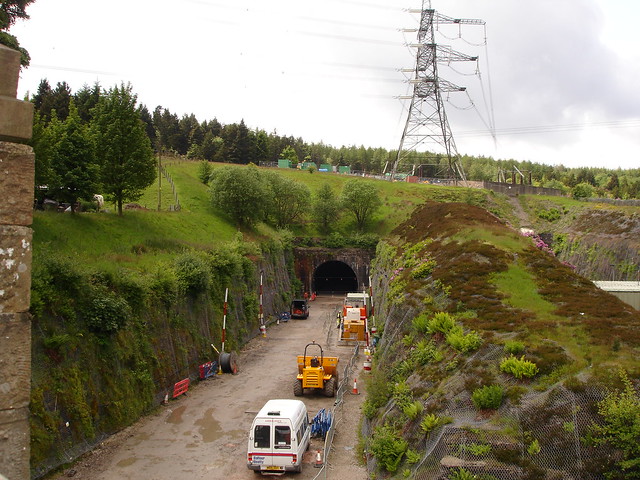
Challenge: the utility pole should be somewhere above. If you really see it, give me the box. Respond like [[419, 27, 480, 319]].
[[387, 1, 484, 184]]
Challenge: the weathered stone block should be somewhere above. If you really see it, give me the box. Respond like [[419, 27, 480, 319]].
[[0, 142, 35, 226], [0, 45, 20, 97], [0, 225, 32, 313], [0, 406, 30, 480], [0, 312, 31, 408], [0, 95, 34, 142]]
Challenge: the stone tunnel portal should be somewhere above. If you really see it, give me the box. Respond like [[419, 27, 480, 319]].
[[313, 261, 358, 294]]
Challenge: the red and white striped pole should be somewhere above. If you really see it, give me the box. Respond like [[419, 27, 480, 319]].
[[259, 271, 265, 336], [222, 287, 228, 353]]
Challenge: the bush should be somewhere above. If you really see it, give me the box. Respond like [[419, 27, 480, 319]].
[[410, 339, 438, 366], [446, 326, 482, 353], [472, 385, 504, 410], [588, 369, 640, 478], [83, 290, 131, 333], [427, 312, 456, 335], [411, 258, 437, 279], [403, 401, 424, 420], [393, 381, 413, 411], [448, 467, 476, 480], [197, 160, 213, 184], [571, 182, 594, 199], [174, 252, 211, 295], [503, 340, 525, 355], [500, 355, 539, 379], [370, 425, 408, 473], [420, 413, 452, 434], [411, 313, 430, 334]]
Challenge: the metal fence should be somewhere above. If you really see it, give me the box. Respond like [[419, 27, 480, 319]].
[[309, 308, 361, 480]]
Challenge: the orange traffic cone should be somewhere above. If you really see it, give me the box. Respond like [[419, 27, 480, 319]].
[[314, 450, 323, 467], [352, 378, 359, 395]]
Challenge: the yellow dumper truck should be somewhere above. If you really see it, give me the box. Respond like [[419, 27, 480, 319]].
[[294, 342, 339, 397]]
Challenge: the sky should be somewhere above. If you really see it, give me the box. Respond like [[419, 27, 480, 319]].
[[8, 0, 640, 170]]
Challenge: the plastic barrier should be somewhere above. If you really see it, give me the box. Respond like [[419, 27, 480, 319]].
[[172, 378, 190, 398], [199, 361, 219, 380], [311, 408, 332, 439]]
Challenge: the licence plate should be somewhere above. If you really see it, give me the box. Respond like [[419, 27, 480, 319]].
[[266, 466, 284, 471]]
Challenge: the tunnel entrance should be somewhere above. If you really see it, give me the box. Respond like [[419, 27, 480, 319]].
[[313, 261, 358, 294]]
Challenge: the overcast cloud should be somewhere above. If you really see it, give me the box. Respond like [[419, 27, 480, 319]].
[[9, 0, 640, 169]]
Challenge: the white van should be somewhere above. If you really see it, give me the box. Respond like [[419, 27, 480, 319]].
[[247, 399, 311, 474]]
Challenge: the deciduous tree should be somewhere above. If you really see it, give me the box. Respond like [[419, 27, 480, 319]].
[[209, 165, 268, 225], [340, 179, 381, 231], [312, 183, 340, 233], [264, 172, 310, 228], [0, 0, 33, 66]]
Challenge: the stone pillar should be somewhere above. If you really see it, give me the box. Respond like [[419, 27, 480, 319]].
[[0, 44, 35, 480]]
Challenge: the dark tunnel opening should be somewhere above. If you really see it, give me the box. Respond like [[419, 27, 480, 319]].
[[313, 261, 358, 294]]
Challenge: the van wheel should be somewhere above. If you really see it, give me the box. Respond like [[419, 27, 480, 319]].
[[293, 378, 303, 396], [324, 377, 336, 397]]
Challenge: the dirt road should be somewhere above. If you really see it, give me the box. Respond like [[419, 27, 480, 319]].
[[51, 296, 368, 480]]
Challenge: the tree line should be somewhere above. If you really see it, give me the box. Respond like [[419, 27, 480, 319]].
[[27, 79, 640, 207]]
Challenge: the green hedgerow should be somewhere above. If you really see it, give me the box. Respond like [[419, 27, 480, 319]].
[[471, 385, 504, 410]]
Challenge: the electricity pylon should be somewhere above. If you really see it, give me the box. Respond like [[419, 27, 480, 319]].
[[387, 1, 484, 184]]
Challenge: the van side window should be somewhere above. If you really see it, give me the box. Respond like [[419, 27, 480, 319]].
[[274, 426, 291, 449], [254, 425, 270, 448]]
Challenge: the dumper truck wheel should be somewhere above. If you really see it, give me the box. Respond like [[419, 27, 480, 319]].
[[324, 377, 336, 397], [293, 378, 303, 396], [220, 352, 238, 374]]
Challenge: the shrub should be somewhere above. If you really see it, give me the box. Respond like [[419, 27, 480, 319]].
[[500, 355, 539, 379], [411, 258, 437, 279], [446, 326, 482, 353], [471, 385, 504, 410], [197, 160, 213, 184], [370, 425, 408, 473], [420, 413, 452, 434], [588, 369, 640, 478], [403, 401, 424, 420], [427, 312, 456, 335], [448, 467, 476, 480], [411, 313, 430, 334], [459, 443, 492, 457], [405, 448, 421, 464], [411, 339, 438, 366], [503, 340, 525, 355], [393, 381, 413, 411], [83, 290, 131, 333], [174, 252, 211, 295]]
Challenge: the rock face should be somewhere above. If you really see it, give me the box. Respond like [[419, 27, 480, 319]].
[[0, 44, 34, 480]]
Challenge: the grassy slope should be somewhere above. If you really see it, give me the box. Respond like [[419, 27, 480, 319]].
[[33, 160, 637, 369]]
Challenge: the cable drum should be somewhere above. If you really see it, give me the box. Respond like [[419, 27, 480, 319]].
[[219, 351, 239, 374]]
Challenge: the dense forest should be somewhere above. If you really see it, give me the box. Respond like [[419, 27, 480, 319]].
[[29, 79, 640, 203]]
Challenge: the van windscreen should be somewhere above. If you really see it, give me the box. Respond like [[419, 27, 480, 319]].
[[274, 426, 291, 449], [254, 425, 270, 448]]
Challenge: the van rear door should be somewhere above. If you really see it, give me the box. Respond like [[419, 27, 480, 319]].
[[249, 419, 295, 472]]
